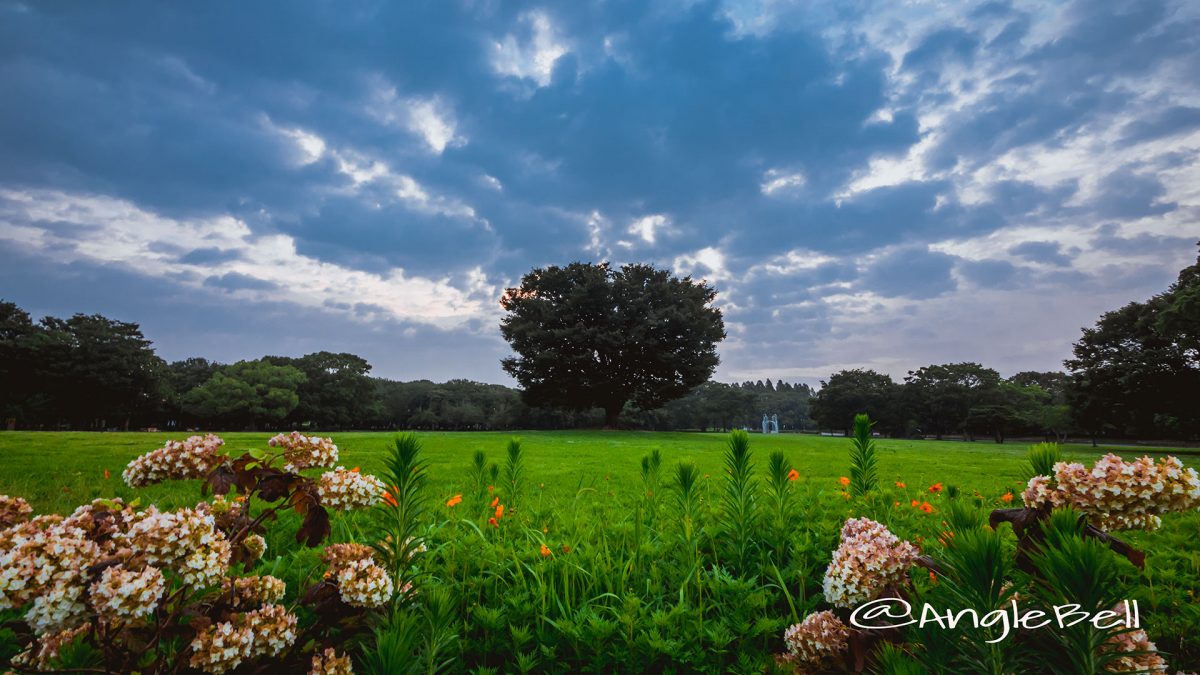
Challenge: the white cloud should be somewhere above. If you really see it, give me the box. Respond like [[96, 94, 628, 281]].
[[760, 169, 807, 195], [491, 11, 569, 87], [673, 246, 728, 281], [404, 97, 465, 154], [627, 214, 670, 244], [0, 189, 488, 329], [271, 123, 477, 220], [367, 78, 465, 154]]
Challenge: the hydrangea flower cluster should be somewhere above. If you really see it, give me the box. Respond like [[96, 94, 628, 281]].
[[121, 506, 232, 589], [822, 517, 919, 608], [780, 610, 850, 670], [11, 622, 91, 670], [269, 432, 340, 471], [1022, 454, 1200, 531], [188, 604, 299, 674], [224, 574, 287, 608], [243, 533, 268, 561], [310, 646, 355, 674], [0, 514, 100, 634], [322, 543, 393, 608], [122, 434, 226, 487], [1102, 625, 1168, 673], [0, 495, 32, 528], [89, 564, 165, 621], [318, 468, 385, 510], [334, 559, 394, 608]]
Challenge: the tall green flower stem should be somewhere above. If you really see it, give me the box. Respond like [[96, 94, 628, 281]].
[[849, 413, 879, 497], [375, 432, 432, 601], [720, 430, 759, 574]]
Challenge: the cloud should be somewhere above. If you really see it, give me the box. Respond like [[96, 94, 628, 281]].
[[490, 11, 570, 87], [0, 188, 490, 330], [628, 214, 670, 244], [1008, 240, 1071, 266], [1, 0, 1199, 384], [859, 246, 957, 299]]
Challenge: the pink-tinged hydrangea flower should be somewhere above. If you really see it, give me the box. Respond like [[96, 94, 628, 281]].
[[189, 619, 255, 674], [245, 604, 298, 658], [781, 610, 850, 669], [122, 434, 226, 487], [317, 468, 385, 511], [11, 622, 91, 670], [822, 517, 919, 608], [188, 604, 299, 674], [321, 543, 375, 568], [1102, 625, 1169, 673], [223, 575, 286, 609], [89, 564, 165, 621], [0, 515, 100, 634], [269, 432, 339, 471], [1022, 454, 1200, 531], [311, 646, 354, 675], [0, 495, 33, 528], [121, 506, 231, 589], [334, 558, 394, 608], [243, 534, 267, 561]]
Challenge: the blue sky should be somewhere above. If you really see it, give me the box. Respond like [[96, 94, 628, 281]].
[[1, 0, 1198, 386]]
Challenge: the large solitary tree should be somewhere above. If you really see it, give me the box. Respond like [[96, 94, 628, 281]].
[[500, 262, 725, 427]]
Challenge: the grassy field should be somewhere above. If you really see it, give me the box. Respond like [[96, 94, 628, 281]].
[[1, 430, 1198, 671], [0, 430, 1187, 514]]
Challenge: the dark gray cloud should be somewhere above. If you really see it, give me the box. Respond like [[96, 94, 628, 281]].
[[1009, 241, 1071, 266], [860, 247, 957, 299]]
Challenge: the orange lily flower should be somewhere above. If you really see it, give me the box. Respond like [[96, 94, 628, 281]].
[[895, 481, 905, 489], [495, 504, 505, 519], [1000, 492, 1014, 503], [928, 482, 943, 493], [446, 494, 462, 508], [839, 476, 851, 487], [487, 517, 498, 527], [490, 496, 499, 508], [929, 571, 937, 583], [911, 499, 920, 507], [920, 501, 934, 514], [103, 468, 110, 480], [787, 469, 800, 481], [539, 544, 552, 558], [382, 491, 398, 507], [351, 467, 360, 473]]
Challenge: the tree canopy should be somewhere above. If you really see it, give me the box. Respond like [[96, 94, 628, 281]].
[[499, 262, 726, 427]]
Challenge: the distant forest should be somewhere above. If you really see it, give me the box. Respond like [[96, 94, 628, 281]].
[[1, 244, 1196, 440]]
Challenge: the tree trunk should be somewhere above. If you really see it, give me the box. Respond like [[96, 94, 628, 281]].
[[603, 403, 623, 429]]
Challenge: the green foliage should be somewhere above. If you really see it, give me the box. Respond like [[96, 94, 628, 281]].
[[1023, 442, 1063, 482], [504, 438, 525, 508], [182, 359, 306, 427], [498, 262, 726, 427], [374, 433, 431, 592], [1025, 507, 1132, 674], [849, 413, 879, 496], [3, 431, 1199, 672], [914, 527, 1024, 674], [811, 369, 900, 434], [720, 430, 759, 572]]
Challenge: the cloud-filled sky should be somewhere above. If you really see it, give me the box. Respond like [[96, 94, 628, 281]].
[[2, 0, 1198, 387]]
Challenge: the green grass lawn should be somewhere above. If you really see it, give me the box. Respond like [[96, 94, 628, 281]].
[[0, 430, 1185, 514], [1, 430, 1198, 670]]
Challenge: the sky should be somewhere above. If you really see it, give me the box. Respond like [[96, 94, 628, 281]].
[[1, 0, 1198, 388]]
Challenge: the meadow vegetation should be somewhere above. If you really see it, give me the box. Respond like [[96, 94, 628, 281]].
[[0, 430, 1197, 673]]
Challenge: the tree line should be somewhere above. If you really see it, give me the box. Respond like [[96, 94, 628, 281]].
[[810, 246, 1200, 442], [2, 245, 1196, 438], [0, 301, 812, 432]]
